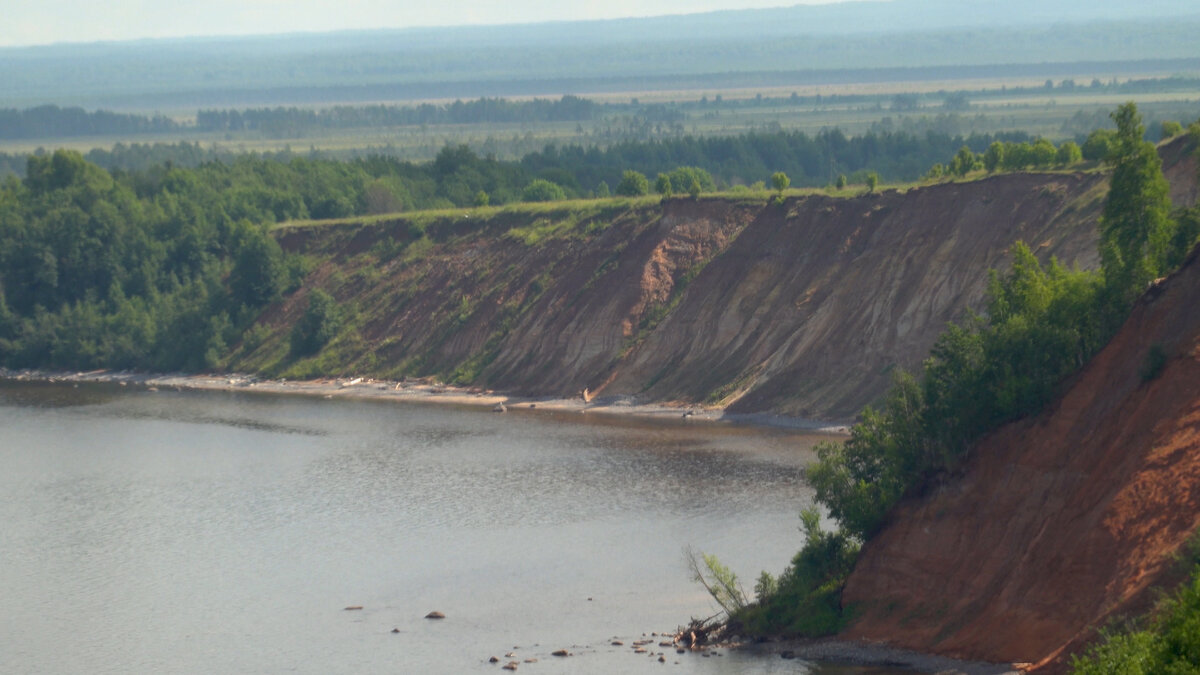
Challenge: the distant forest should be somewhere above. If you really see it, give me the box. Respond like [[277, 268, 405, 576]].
[[195, 96, 603, 135], [0, 125, 1044, 193], [2, 75, 1197, 146], [6, 82, 1200, 194]]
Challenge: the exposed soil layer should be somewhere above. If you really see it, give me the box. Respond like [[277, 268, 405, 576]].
[[249, 139, 1193, 423], [841, 240, 1200, 672], [256, 172, 1111, 422]]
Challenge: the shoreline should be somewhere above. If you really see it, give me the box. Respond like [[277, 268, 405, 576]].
[[728, 638, 1025, 674], [0, 368, 850, 434]]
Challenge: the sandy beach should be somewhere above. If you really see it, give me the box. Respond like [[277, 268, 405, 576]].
[[0, 368, 850, 433]]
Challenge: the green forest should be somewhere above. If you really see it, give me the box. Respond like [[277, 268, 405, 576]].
[[0, 125, 1043, 198]]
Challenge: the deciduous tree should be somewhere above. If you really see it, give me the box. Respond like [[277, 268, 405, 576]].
[[771, 171, 790, 194], [615, 170, 649, 196], [1100, 102, 1175, 301]]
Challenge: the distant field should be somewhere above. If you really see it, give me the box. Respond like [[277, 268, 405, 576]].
[[4, 1, 1200, 163], [2, 75, 1196, 163]]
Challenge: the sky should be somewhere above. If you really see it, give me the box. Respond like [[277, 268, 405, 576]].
[[0, 0, 850, 48]]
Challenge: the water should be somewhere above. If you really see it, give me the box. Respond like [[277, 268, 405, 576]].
[[0, 382, 898, 674]]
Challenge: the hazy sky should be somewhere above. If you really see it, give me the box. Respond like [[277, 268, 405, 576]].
[[1, 1, 851, 48]]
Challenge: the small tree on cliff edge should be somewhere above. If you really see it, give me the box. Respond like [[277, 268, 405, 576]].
[[1100, 102, 1175, 304], [616, 170, 649, 196], [771, 171, 790, 195], [655, 173, 672, 198]]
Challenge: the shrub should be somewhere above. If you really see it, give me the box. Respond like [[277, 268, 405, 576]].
[[865, 172, 879, 193], [949, 146, 977, 176], [771, 171, 790, 193], [228, 222, 285, 308], [1071, 567, 1200, 673], [521, 179, 565, 202], [1030, 139, 1058, 167], [615, 170, 649, 196], [1057, 141, 1083, 166], [733, 507, 859, 636], [663, 167, 713, 195], [984, 141, 1005, 172], [290, 289, 342, 357], [654, 173, 672, 197], [1140, 344, 1168, 381], [1082, 129, 1116, 161]]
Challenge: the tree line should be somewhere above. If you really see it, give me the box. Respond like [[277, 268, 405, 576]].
[[0, 105, 180, 140], [195, 96, 601, 135], [0, 126, 1041, 205], [517, 127, 1036, 192], [925, 118, 1193, 180], [0, 97, 601, 141]]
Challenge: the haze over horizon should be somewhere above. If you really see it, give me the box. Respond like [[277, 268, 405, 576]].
[[2, 0, 851, 48]]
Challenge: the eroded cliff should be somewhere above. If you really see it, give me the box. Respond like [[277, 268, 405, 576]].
[[841, 240, 1200, 671], [231, 139, 1195, 422], [242, 171, 1107, 421]]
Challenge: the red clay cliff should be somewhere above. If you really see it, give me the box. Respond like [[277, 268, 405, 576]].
[[842, 240, 1200, 671]]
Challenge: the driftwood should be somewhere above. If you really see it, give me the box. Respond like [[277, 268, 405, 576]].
[[673, 614, 723, 648]]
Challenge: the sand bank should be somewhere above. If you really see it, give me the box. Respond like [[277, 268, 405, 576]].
[[0, 368, 849, 433]]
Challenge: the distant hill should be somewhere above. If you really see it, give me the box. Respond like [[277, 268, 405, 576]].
[[2, 0, 1199, 110]]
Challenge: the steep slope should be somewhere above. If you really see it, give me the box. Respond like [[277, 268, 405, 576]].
[[607, 174, 1102, 419], [841, 242, 1200, 670], [235, 139, 1193, 420], [245, 172, 1106, 421]]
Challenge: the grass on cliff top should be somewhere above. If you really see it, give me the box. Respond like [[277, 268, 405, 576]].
[[273, 195, 663, 232], [266, 160, 1109, 239], [265, 165, 1106, 244], [268, 182, 933, 233]]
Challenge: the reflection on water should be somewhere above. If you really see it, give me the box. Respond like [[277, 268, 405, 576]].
[[0, 383, 899, 674]]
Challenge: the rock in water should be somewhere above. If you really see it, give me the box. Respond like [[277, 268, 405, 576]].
[[425, 611, 445, 619]]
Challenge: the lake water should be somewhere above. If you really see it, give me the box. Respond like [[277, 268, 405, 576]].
[[0, 382, 901, 674]]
